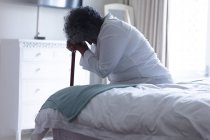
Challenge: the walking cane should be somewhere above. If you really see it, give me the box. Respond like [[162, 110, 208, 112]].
[[70, 51, 76, 86]]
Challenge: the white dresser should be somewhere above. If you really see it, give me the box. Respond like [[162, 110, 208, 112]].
[[0, 39, 89, 140]]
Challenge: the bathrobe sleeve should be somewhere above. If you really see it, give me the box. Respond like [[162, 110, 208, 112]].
[[80, 23, 129, 78]]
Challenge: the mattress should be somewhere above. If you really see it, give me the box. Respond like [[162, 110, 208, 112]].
[[31, 79, 210, 140]]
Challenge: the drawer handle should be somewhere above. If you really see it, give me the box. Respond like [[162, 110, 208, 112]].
[[35, 52, 41, 57], [35, 68, 41, 72], [35, 88, 40, 93]]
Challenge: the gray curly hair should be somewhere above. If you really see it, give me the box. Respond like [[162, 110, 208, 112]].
[[64, 6, 103, 43]]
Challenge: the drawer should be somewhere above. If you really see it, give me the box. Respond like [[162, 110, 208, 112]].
[[21, 80, 69, 101], [22, 48, 54, 61], [22, 48, 71, 62], [21, 81, 70, 129], [51, 48, 72, 61], [21, 62, 70, 79]]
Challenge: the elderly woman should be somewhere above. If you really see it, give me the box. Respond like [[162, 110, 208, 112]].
[[64, 6, 173, 84]]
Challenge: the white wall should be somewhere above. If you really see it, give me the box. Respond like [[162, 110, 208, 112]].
[[0, 0, 123, 40]]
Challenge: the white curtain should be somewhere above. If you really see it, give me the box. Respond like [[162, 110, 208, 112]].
[[126, 0, 169, 66]]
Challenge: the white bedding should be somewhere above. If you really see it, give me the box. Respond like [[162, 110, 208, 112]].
[[32, 79, 210, 140]]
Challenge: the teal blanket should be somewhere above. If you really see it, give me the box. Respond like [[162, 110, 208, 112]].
[[41, 84, 134, 122]]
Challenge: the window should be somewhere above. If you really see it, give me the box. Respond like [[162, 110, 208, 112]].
[[168, 0, 209, 82]]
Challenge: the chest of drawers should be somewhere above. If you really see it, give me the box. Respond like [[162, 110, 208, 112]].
[[0, 39, 89, 140]]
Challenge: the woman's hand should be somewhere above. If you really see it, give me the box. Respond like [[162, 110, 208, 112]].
[[67, 40, 89, 56]]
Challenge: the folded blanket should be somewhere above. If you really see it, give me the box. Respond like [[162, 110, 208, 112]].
[[41, 84, 135, 122]]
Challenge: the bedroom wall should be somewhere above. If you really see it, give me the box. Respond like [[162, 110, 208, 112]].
[[0, 0, 123, 40]]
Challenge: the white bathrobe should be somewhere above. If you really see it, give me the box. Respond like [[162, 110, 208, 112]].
[[80, 14, 173, 84]]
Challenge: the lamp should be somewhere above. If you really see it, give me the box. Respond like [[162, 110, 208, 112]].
[[34, 0, 82, 39]]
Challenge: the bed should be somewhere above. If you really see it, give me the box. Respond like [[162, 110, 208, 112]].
[[31, 79, 210, 140]]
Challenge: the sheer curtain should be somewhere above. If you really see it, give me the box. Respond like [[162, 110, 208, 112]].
[[125, 0, 169, 66]]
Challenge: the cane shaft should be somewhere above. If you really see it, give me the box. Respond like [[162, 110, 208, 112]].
[[70, 51, 76, 86]]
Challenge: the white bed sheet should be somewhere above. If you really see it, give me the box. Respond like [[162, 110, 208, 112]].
[[31, 79, 210, 140]]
